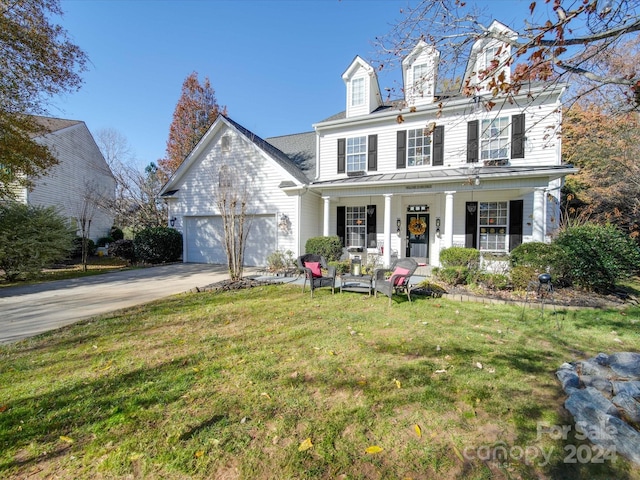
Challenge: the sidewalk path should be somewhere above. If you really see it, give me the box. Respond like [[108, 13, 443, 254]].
[[0, 264, 250, 345]]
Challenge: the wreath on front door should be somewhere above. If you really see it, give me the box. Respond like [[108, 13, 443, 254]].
[[408, 217, 427, 235]]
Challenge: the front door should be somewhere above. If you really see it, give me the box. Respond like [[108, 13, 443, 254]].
[[406, 213, 429, 260]]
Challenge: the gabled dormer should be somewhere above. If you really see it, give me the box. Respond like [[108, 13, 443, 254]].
[[463, 20, 517, 93], [342, 56, 382, 118], [402, 41, 440, 107]]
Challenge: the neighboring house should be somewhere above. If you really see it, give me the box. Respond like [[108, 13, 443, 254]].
[[16, 116, 116, 242], [160, 20, 577, 268]]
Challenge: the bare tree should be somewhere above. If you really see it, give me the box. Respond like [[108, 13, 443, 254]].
[[69, 180, 109, 271], [374, 0, 640, 111], [95, 129, 166, 231], [215, 164, 252, 281]]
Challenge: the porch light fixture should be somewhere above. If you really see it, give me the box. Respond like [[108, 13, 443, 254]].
[[474, 175, 481, 186], [169, 217, 177, 227], [396, 218, 401, 235], [278, 213, 290, 234], [435, 217, 441, 237]]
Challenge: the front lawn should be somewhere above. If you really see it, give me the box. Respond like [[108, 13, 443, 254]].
[[1, 284, 639, 479]]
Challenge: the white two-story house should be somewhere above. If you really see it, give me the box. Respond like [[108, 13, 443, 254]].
[[161, 21, 576, 269]]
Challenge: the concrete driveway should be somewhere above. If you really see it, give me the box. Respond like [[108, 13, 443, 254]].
[[0, 263, 252, 345]]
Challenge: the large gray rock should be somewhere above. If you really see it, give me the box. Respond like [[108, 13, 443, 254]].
[[612, 381, 640, 398], [608, 352, 640, 380], [565, 387, 620, 418], [557, 352, 640, 466], [580, 375, 613, 395], [565, 400, 640, 465], [612, 393, 640, 424], [556, 363, 580, 391]]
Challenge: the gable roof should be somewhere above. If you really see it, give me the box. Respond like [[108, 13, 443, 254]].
[[30, 116, 82, 137], [223, 116, 312, 184], [160, 115, 313, 196]]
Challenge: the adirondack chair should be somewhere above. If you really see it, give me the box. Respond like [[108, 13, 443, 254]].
[[374, 257, 419, 305], [296, 254, 336, 298]]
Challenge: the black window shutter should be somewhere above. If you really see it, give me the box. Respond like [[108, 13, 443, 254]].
[[337, 206, 346, 247], [467, 120, 479, 163], [396, 130, 406, 169], [465, 202, 478, 248], [511, 114, 525, 159], [337, 138, 346, 174], [433, 125, 444, 166], [366, 205, 376, 248], [509, 200, 523, 251], [367, 134, 377, 171]]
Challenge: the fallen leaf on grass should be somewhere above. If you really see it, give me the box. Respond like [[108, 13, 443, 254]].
[[365, 445, 383, 454], [394, 379, 402, 389], [59, 436, 74, 444], [0, 405, 8, 413], [195, 450, 204, 458], [298, 438, 313, 451], [413, 424, 422, 438], [260, 392, 271, 399]]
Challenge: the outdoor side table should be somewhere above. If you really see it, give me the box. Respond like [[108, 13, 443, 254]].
[[339, 274, 373, 296]]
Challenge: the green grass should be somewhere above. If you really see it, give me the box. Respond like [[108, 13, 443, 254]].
[[0, 256, 131, 287], [1, 284, 639, 479]]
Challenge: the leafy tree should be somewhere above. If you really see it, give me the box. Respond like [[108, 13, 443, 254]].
[[374, 0, 640, 110], [159, 72, 226, 177], [0, 202, 74, 281], [554, 223, 640, 292], [0, 0, 87, 199], [562, 103, 640, 237]]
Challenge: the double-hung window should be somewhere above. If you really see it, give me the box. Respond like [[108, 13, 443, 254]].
[[346, 136, 367, 172], [479, 201, 508, 251], [407, 128, 432, 166], [481, 117, 509, 162], [412, 63, 432, 96], [346, 206, 366, 247], [351, 77, 365, 106]]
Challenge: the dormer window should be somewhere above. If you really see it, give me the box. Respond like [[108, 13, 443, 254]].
[[412, 63, 433, 97], [351, 77, 365, 106], [221, 135, 230, 152]]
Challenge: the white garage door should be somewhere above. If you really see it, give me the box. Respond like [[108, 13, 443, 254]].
[[185, 215, 276, 267]]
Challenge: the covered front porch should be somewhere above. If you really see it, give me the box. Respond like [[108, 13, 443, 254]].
[[307, 165, 576, 268]]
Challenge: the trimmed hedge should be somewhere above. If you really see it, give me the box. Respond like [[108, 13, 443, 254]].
[[134, 227, 183, 264], [304, 236, 343, 262]]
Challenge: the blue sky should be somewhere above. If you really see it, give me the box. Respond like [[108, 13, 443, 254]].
[[52, 0, 522, 168]]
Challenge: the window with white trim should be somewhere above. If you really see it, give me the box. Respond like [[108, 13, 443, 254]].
[[412, 63, 432, 96], [346, 206, 366, 247], [479, 201, 508, 251], [346, 136, 366, 172], [482, 45, 501, 72], [351, 77, 365, 106], [407, 128, 432, 166], [481, 117, 509, 161]]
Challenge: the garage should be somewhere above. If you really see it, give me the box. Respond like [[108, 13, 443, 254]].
[[184, 215, 276, 267]]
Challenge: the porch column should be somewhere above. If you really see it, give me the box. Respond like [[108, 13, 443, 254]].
[[383, 194, 392, 267], [322, 196, 331, 237], [533, 188, 545, 242], [444, 191, 455, 248]]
